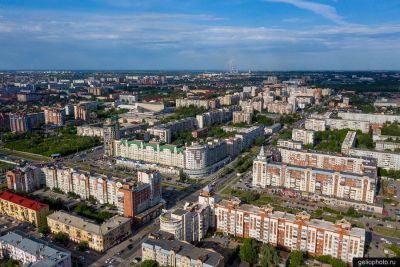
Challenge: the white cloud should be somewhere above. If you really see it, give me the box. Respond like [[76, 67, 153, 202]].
[[266, 0, 345, 24]]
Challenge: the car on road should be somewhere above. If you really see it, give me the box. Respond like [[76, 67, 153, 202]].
[[127, 244, 133, 249]]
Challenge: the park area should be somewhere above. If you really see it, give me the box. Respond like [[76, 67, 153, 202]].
[[3, 126, 101, 157]]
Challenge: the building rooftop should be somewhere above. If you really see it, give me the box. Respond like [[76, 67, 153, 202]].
[[0, 230, 70, 267], [119, 139, 185, 154], [0, 191, 48, 211], [47, 211, 131, 236], [143, 238, 224, 267]]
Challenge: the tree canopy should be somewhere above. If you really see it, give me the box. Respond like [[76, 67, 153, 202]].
[[239, 238, 258, 266]]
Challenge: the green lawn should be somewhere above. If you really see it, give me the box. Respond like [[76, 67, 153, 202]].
[[374, 226, 400, 239], [4, 133, 100, 157], [0, 148, 52, 162]]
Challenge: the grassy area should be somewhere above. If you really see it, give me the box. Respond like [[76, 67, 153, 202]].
[[4, 132, 100, 157], [162, 182, 186, 190], [0, 161, 15, 171], [314, 129, 373, 152], [0, 148, 52, 162], [382, 122, 400, 136], [74, 203, 113, 223], [374, 226, 400, 239]]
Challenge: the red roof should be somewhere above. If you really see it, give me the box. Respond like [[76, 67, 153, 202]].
[[0, 191, 48, 211]]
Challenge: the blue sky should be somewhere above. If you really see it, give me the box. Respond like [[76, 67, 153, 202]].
[[0, 0, 400, 70]]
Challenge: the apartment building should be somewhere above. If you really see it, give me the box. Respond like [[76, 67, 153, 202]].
[[340, 131, 400, 171], [222, 125, 264, 148], [279, 148, 376, 175], [326, 119, 370, 133], [0, 231, 71, 267], [218, 94, 240, 106], [148, 117, 196, 143], [277, 139, 303, 150], [43, 166, 162, 220], [196, 108, 236, 129], [0, 191, 49, 227], [9, 112, 45, 133], [115, 139, 185, 168], [176, 98, 220, 109], [160, 187, 215, 242], [74, 101, 97, 121], [267, 101, 295, 114], [215, 199, 365, 264], [47, 211, 131, 252], [375, 141, 400, 151], [232, 111, 252, 124], [338, 112, 400, 125], [292, 129, 315, 145], [348, 149, 400, 171], [160, 203, 210, 242], [305, 118, 326, 131], [6, 165, 45, 193], [44, 107, 66, 126], [253, 152, 376, 204], [142, 239, 224, 267]]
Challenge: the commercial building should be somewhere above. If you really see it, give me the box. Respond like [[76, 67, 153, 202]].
[[44, 107, 66, 126], [6, 165, 45, 193], [0, 191, 49, 227], [232, 111, 252, 124], [292, 129, 315, 145], [142, 238, 224, 267], [338, 112, 400, 125], [47, 211, 131, 252], [253, 148, 376, 204], [43, 166, 162, 220], [305, 118, 326, 131], [115, 139, 185, 168], [215, 199, 365, 264], [9, 112, 45, 133], [0, 231, 71, 267], [279, 148, 376, 175], [119, 93, 138, 104]]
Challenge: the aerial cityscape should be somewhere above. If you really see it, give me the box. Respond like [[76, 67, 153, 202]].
[[0, 1, 400, 267]]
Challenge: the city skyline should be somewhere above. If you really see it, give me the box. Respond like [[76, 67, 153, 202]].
[[1, 0, 400, 70]]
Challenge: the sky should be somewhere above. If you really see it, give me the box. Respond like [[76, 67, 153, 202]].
[[0, 0, 400, 70]]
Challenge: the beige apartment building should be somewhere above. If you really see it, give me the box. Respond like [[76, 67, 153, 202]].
[[215, 198, 365, 264], [47, 211, 131, 252]]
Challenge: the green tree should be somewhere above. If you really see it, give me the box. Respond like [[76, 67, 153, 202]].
[[315, 255, 347, 267], [239, 238, 258, 266], [141, 260, 159, 267], [54, 232, 68, 244], [78, 241, 89, 251], [254, 136, 266, 147], [38, 222, 50, 235], [288, 250, 303, 267], [259, 243, 279, 267]]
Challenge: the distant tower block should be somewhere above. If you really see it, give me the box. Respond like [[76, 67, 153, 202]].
[[228, 60, 238, 74], [103, 117, 120, 157]]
